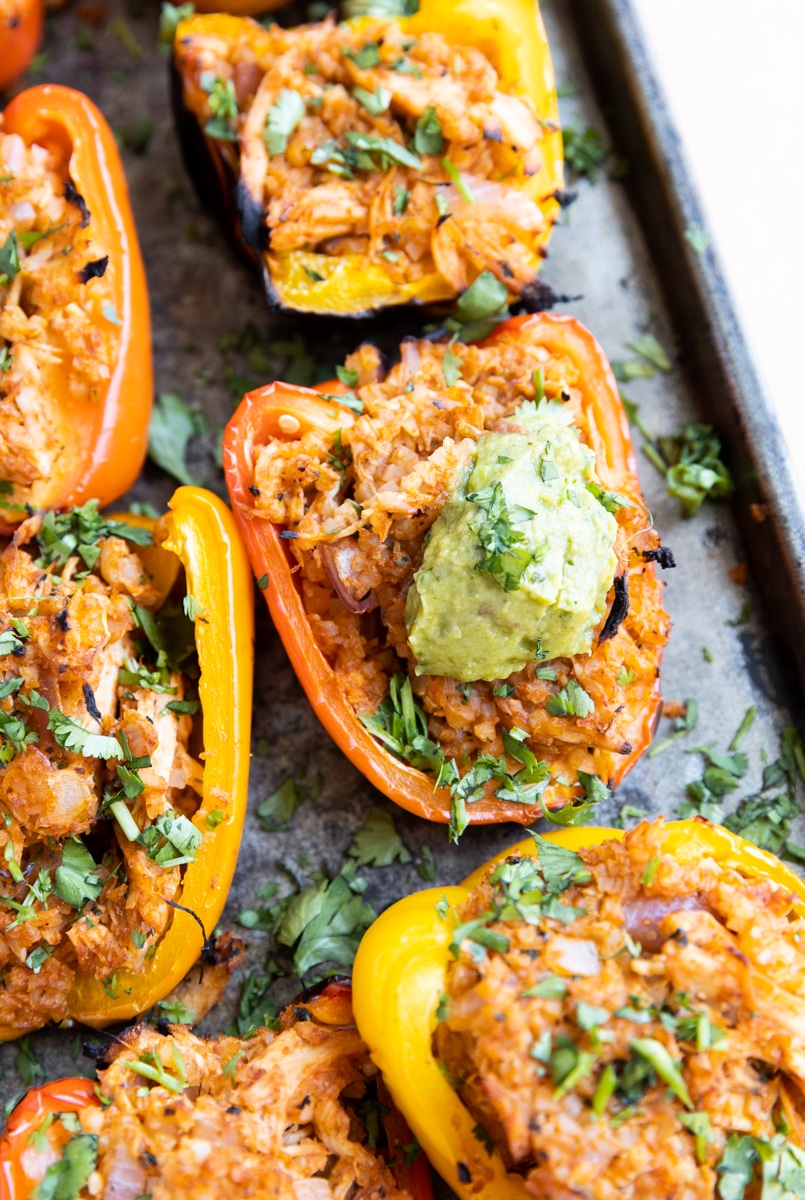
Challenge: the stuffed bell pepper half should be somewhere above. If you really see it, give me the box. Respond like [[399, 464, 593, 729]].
[[224, 313, 671, 835], [171, 0, 563, 316], [0, 86, 152, 525], [0, 980, 433, 1200], [353, 817, 805, 1200], [0, 487, 253, 1036]]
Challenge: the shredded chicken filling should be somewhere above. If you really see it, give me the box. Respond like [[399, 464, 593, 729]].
[[434, 819, 805, 1200], [0, 130, 117, 506], [177, 15, 555, 298], [249, 332, 669, 803], [0, 510, 203, 1032], [44, 1007, 414, 1200]]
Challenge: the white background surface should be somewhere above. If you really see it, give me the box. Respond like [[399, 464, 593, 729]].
[[632, 0, 805, 497]]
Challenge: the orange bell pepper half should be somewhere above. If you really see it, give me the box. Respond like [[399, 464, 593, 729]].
[[0, 0, 43, 91], [223, 313, 669, 828], [0, 86, 151, 527]]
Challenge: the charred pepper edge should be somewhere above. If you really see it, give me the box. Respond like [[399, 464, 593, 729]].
[[351, 820, 805, 1200]]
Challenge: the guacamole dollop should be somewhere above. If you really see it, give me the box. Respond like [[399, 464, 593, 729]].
[[405, 403, 619, 681]]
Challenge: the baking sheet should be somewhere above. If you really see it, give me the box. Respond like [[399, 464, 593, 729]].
[[1, 0, 803, 1159]]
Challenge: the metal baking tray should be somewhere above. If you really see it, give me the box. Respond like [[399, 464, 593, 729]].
[[2, 0, 804, 1160]]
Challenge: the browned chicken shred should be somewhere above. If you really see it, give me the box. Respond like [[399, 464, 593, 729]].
[[434, 819, 805, 1198], [249, 331, 669, 808], [0, 128, 117, 508], [175, 14, 557, 303], [44, 1002, 416, 1200], [0, 512, 203, 1033]]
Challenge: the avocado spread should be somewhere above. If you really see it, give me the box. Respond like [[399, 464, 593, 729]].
[[405, 403, 619, 681]]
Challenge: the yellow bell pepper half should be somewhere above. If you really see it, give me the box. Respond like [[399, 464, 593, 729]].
[[352, 821, 805, 1200]]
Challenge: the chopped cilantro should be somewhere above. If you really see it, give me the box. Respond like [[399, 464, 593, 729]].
[[148, 392, 205, 486], [413, 106, 443, 155], [263, 89, 306, 156], [416, 845, 436, 881], [137, 810, 202, 867], [159, 1, 195, 44], [312, 132, 421, 177], [522, 974, 567, 1000], [327, 428, 352, 487], [275, 866, 376, 978], [648, 699, 698, 758], [467, 480, 537, 593], [258, 777, 308, 832], [617, 666, 636, 685], [562, 125, 608, 179], [586, 480, 632, 513], [342, 41, 381, 69], [336, 365, 359, 388], [643, 421, 733, 518], [353, 85, 392, 116], [156, 998, 196, 1024], [35, 1133, 98, 1200], [629, 1038, 692, 1109], [121, 1048, 186, 1093], [35, 500, 152, 571], [545, 680, 595, 718], [101, 302, 120, 326], [348, 806, 412, 867], [684, 223, 710, 255], [54, 837, 103, 909], [200, 71, 238, 141], [0, 231, 21, 282], [627, 333, 672, 372], [48, 711, 123, 760], [441, 340, 463, 387], [442, 157, 473, 203], [392, 185, 410, 215]]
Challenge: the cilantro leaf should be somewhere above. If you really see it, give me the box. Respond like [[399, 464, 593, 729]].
[[627, 333, 672, 372], [200, 71, 238, 141], [562, 125, 608, 179], [276, 870, 376, 979], [444, 270, 510, 342], [35, 1133, 98, 1200], [148, 392, 205, 486], [0, 231, 20, 282], [442, 341, 463, 387], [353, 85, 392, 116], [159, 1, 195, 44], [54, 837, 104, 909], [468, 481, 537, 593], [348, 806, 412, 867], [263, 89, 306, 156], [257, 777, 307, 832], [48, 711, 123, 760], [413, 106, 444, 155], [545, 680, 595, 718], [35, 500, 152, 571]]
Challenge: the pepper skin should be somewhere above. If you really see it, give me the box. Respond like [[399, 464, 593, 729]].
[[352, 821, 805, 1200], [223, 313, 667, 827], [0, 0, 43, 91], [172, 0, 562, 317], [0, 487, 254, 1036], [0, 982, 433, 1200], [1, 87, 151, 526]]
